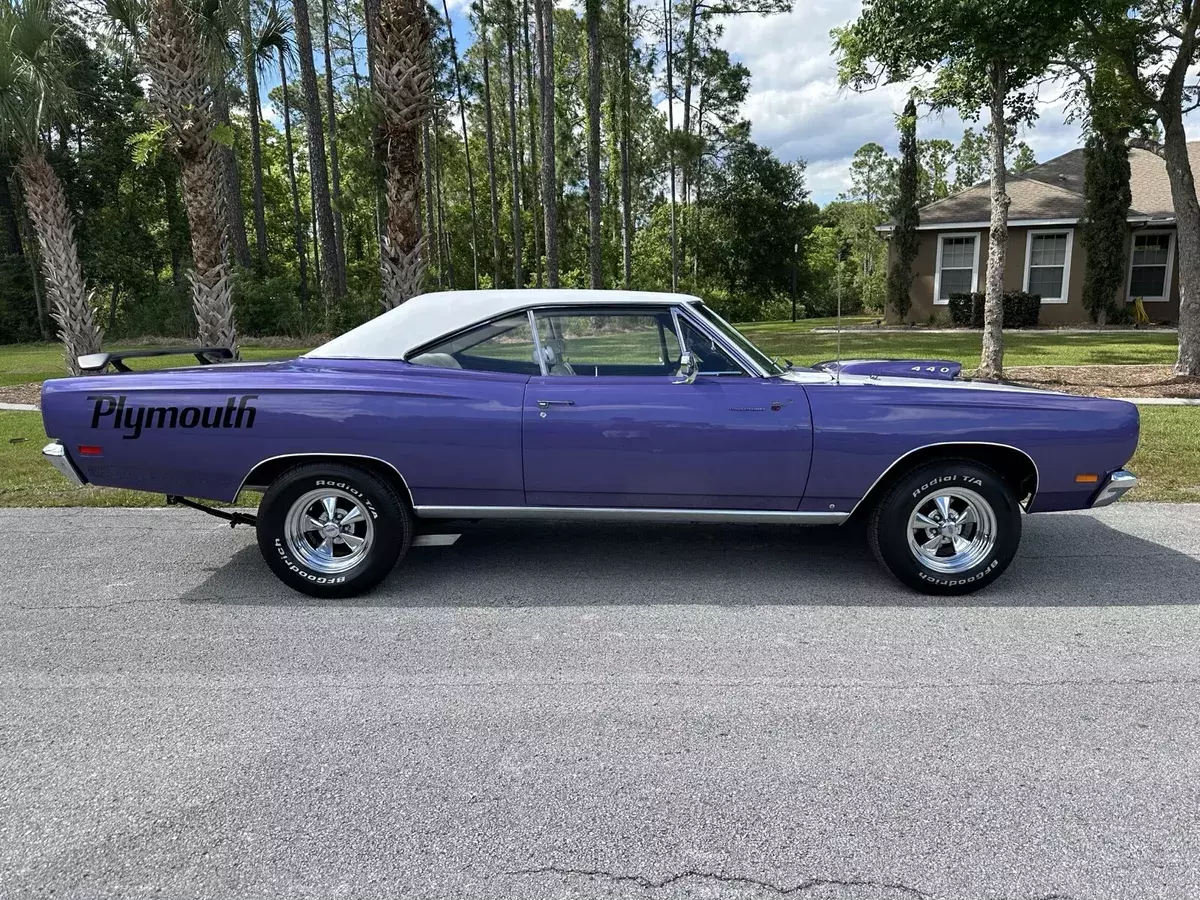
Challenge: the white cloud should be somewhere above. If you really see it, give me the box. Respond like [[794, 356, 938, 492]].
[[715, 0, 1103, 203]]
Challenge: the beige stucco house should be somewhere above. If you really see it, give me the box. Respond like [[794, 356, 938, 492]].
[[881, 143, 1197, 324]]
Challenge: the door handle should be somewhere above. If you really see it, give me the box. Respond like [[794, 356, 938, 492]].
[[536, 399, 575, 409]]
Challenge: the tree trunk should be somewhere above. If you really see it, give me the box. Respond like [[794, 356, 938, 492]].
[[1160, 111, 1200, 375], [212, 83, 252, 269], [585, 0, 602, 288], [442, 0, 481, 289], [479, 0, 503, 288], [978, 62, 1009, 380], [0, 161, 24, 257], [293, 0, 343, 302], [17, 210, 50, 339], [244, 0, 268, 266], [506, 10, 523, 288], [310, 176, 322, 289], [619, 0, 632, 289], [15, 149, 100, 368], [279, 49, 310, 311], [321, 0, 348, 292], [423, 119, 440, 286], [663, 0, 678, 291], [522, 0, 541, 287], [536, 0, 558, 286], [434, 116, 454, 288]]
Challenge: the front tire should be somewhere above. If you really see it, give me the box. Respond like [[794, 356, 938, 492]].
[[868, 459, 1021, 595], [256, 463, 412, 598]]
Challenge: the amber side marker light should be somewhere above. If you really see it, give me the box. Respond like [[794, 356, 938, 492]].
[[1075, 474, 1100, 484], [77, 445, 103, 456]]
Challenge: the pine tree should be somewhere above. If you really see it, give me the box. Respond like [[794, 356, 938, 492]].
[[886, 96, 920, 322]]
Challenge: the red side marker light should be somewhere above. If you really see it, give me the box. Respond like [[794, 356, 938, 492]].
[[77, 445, 103, 457]]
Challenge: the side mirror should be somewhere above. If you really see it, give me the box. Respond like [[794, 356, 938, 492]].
[[676, 351, 698, 384]]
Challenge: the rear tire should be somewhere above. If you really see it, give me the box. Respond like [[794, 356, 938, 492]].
[[868, 459, 1021, 595], [256, 463, 412, 598]]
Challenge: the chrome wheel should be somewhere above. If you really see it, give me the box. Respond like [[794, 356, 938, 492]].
[[283, 488, 375, 575], [906, 487, 997, 574]]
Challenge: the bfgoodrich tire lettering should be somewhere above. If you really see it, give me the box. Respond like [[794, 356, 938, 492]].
[[256, 462, 412, 598], [868, 459, 1021, 596]]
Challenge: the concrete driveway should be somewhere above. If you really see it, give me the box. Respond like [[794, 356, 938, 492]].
[[3, 503, 1199, 899]]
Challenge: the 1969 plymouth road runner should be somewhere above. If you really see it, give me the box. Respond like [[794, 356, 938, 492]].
[[40, 290, 1139, 598]]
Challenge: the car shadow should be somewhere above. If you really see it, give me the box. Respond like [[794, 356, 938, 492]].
[[181, 512, 1200, 609]]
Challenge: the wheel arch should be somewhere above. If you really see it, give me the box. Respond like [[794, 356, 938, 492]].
[[850, 442, 1039, 519], [238, 453, 416, 509]]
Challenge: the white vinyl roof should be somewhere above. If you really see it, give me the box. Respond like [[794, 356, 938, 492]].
[[306, 289, 702, 360]]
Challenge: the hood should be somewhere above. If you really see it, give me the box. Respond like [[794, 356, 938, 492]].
[[811, 359, 963, 381]]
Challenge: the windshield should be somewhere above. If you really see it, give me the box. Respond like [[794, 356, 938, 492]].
[[692, 303, 783, 376]]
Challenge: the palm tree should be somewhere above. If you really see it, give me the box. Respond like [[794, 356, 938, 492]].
[[371, 0, 432, 307], [239, 0, 269, 265], [142, 0, 238, 353], [0, 0, 102, 375]]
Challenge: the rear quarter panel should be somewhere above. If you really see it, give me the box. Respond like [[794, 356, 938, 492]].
[[41, 359, 528, 504], [799, 381, 1140, 514]]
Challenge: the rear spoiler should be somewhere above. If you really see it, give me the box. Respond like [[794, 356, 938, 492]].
[[77, 347, 235, 374]]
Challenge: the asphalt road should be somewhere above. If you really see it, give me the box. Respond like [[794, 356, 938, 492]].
[[3, 503, 1200, 900]]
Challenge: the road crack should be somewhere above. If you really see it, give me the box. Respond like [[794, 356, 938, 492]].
[[504, 866, 932, 897]]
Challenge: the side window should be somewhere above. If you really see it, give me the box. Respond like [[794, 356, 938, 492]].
[[532, 310, 681, 377], [677, 317, 747, 376], [409, 314, 540, 374]]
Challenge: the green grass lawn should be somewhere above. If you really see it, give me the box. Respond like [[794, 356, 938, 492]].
[[3, 405, 1195, 506], [737, 324, 1180, 368], [0, 342, 303, 388], [0, 321, 1180, 388]]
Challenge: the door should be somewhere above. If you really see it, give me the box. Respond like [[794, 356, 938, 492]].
[[521, 307, 812, 510]]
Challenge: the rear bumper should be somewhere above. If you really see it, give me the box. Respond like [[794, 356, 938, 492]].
[[42, 441, 86, 487], [1090, 470, 1137, 508]]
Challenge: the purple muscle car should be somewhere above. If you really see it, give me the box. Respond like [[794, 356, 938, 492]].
[[40, 290, 1139, 597]]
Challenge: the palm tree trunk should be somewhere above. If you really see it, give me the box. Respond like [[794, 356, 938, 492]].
[[144, 0, 237, 354], [243, 0, 268, 266], [522, 0, 541, 287], [585, 0, 602, 289], [279, 49, 310, 311], [372, 0, 432, 306], [442, 0, 481, 289], [535, 0, 558, 286], [15, 150, 98, 366], [212, 83, 252, 269], [505, 9, 523, 288], [320, 0, 347, 292], [478, 0, 503, 288], [293, 0, 343, 302]]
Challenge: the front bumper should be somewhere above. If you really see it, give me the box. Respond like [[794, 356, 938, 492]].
[[42, 441, 86, 487], [1090, 469, 1137, 508]]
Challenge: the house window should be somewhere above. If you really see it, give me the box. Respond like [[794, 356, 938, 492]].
[[1023, 229, 1073, 303], [935, 234, 980, 304], [1128, 232, 1174, 301]]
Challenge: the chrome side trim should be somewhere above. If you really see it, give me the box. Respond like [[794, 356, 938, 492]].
[[846, 441, 1041, 517], [42, 441, 86, 486], [414, 505, 849, 525], [1090, 470, 1137, 508], [236, 452, 416, 507]]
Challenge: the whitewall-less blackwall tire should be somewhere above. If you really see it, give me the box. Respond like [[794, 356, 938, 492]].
[[868, 459, 1022, 595], [256, 463, 412, 598]]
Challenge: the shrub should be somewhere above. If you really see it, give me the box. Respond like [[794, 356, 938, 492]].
[[947, 290, 1041, 328]]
